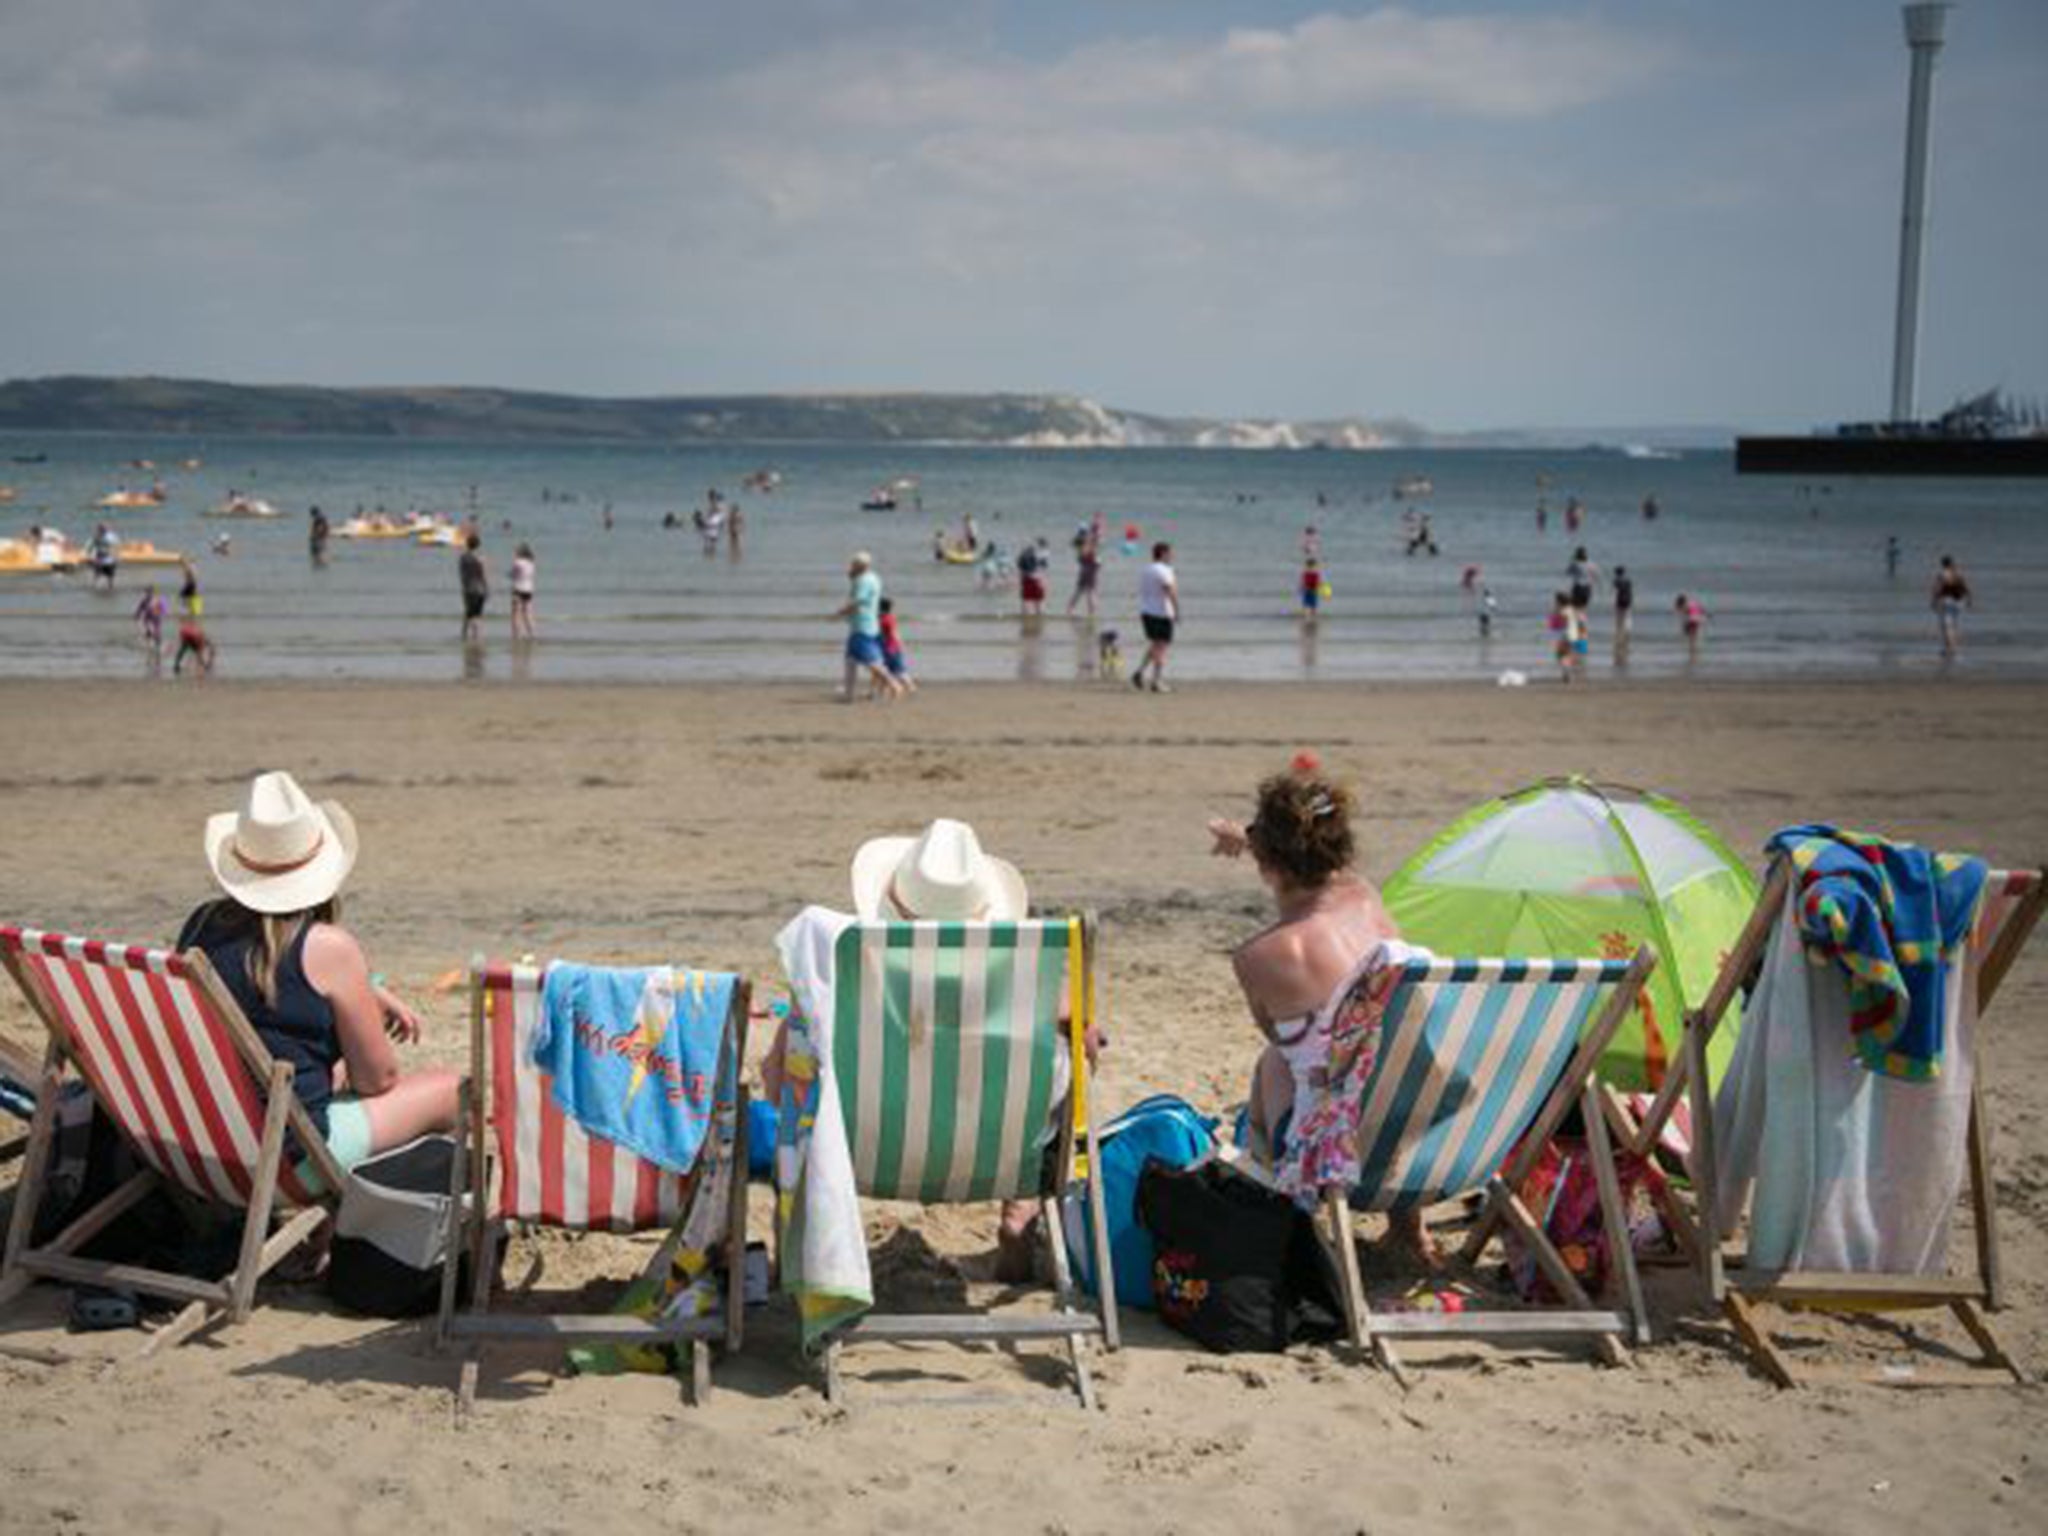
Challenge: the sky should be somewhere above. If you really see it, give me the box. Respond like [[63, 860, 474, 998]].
[[1, 1, 2043, 431]]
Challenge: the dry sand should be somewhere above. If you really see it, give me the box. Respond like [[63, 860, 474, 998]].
[[1, 675, 2044, 1534]]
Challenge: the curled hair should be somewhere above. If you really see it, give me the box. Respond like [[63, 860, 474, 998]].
[[1245, 770, 1356, 888]]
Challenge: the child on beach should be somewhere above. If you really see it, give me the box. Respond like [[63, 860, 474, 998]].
[[1476, 584, 1497, 639], [1675, 593, 1708, 663], [1299, 558, 1323, 622], [133, 585, 166, 658], [1612, 565, 1634, 660], [1549, 591, 1587, 683], [877, 596, 916, 695], [509, 542, 537, 640], [174, 612, 216, 675], [1930, 555, 1971, 658]]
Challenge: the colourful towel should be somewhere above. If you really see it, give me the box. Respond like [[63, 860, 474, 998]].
[[532, 963, 734, 1174], [1766, 825, 1987, 1080], [773, 907, 874, 1350]]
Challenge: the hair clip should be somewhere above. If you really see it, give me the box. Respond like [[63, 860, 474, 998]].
[[1308, 792, 1336, 819]]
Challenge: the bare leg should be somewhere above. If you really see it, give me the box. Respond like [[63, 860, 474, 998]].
[[1246, 1045, 1293, 1160], [358, 1067, 462, 1154]]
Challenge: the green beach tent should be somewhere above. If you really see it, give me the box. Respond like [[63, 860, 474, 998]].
[[1383, 777, 1759, 1092]]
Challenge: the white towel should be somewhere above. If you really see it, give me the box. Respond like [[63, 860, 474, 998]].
[[773, 906, 873, 1345], [1712, 882, 1977, 1275]]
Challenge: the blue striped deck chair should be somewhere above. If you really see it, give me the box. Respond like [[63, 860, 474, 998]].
[[1306, 946, 1658, 1381], [820, 914, 1117, 1408]]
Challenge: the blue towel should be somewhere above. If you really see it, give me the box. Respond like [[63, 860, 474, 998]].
[[532, 963, 735, 1174], [1765, 825, 1987, 1081]]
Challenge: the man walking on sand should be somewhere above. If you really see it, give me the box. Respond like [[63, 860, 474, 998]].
[[837, 550, 903, 702], [459, 532, 489, 643], [1132, 540, 1179, 693]]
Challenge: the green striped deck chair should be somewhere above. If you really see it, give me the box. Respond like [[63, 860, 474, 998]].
[[823, 914, 1117, 1407], [1303, 946, 1658, 1382]]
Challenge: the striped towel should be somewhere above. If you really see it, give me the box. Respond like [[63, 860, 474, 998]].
[[1767, 826, 1987, 1080]]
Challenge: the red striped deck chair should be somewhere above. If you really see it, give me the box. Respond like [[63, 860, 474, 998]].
[[0, 925, 342, 1353], [437, 960, 751, 1411], [1634, 859, 2043, 1387]]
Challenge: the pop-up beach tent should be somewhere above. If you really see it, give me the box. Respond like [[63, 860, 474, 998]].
[[1383, 777, 1759, 1092]]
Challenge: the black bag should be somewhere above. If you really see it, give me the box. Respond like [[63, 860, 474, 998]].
[[327, 1135, 473, 1318], [1136, 1158, 1344, 1353]]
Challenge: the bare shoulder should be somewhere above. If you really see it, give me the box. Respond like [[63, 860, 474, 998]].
[[300, 921, 368, 990]]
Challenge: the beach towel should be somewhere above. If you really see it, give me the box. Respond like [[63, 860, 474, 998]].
[[532, 963, 734, 1176], [1766, 825, 1987, 1080], [772, 906, 873, 1348], [1712, 880, 1977, 1275]]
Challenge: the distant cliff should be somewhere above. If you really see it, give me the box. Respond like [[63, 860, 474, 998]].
[[0, 375, 1428, 449]]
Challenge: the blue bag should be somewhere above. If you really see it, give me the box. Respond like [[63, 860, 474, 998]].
[[1062, 1094, 1218, 1310]]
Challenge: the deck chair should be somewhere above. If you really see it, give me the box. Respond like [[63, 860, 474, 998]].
[[0, 925, 341, 1352], [1625, 858, 2043, 1388], [799, 915, 1118, 1407], [437, 961, 751, 1412], [1298, 946, 1659, 1383]]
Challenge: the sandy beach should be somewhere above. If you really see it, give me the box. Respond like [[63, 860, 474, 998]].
[[2, 675, 2044, 1535]]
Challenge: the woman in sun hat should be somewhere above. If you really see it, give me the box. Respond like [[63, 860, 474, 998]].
[[176, 770, 459, 1177]]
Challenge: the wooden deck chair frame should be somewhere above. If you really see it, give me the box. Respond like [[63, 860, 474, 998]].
[[1618, 860, 2044, 1388], [813, 913, 1119, 1410], [0, 927, 342, 1355], [1312, 948, 1659, 1385], [436, 959, 752, 1413]]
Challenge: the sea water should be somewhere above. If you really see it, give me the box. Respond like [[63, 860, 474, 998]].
[[2, 434, 2043, 684]]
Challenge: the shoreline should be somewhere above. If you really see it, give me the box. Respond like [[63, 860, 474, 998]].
[[5, 670, 2045, 696]]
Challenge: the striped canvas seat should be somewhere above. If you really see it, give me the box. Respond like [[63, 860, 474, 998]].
[[1653, 859, 2043, 1388], [440, 959, 752, 1413], [479, 964, 696, 1232], [1298, 944, 1659, 1380], [832, 919, 1074, 1205], [0, 924, 342, 1352], [803, 915, 1119, 1408], [1342, 956, 1638, 1212]]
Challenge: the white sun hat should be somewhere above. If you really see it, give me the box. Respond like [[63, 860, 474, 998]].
[[850, 818, 1028, 922], [203, 770, 359, 915]]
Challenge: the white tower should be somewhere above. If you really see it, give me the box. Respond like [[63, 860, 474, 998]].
[[1890, 4, 1950, 425]]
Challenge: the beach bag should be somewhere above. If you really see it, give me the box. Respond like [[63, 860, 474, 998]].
[[328, 1135, 472, 1318], [1136, 1159, 1343, 1353], [1502, 1135, 1669, 1303], [1060, 1094, 1218, 1310]]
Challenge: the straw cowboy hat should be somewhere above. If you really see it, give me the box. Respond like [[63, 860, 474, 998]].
[[204, 770, 358, 915], [851, 818, 1027, 921]]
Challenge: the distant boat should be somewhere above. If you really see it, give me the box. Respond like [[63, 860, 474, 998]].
[[861, 475, 919, 512], [1393, 474, 1433, 499], [1621, 444, 1679, 461], [11, 452, 46, 465]]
